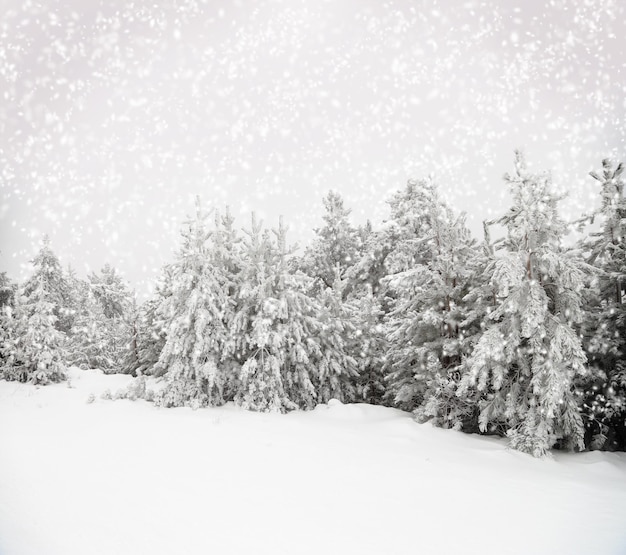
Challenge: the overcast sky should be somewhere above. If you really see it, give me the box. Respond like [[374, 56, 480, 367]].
[[1, 0, 624, 296]]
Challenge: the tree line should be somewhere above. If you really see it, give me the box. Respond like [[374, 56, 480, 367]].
[[1, 151, 624, 456]]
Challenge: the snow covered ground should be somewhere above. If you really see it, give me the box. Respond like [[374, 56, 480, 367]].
[[1, 368, 625, 555]]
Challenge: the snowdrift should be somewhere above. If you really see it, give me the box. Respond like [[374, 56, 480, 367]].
[[0, 367, 625, 555]]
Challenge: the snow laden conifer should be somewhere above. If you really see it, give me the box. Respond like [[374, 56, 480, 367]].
[[68, 285, 116, 371], [155, 201, 239, 409], [578, 159, 626, 449], [383, 179, 475, 417], [233, 216, 308, 412], [22, 235, 73, 334], [299, 191, 360, 293], [457, 151, 588, 457], [2, 276, 66, 384], [67, 265, 134, 373], [351, 283, 387, 405], [130, 265, 174, 377], [2, 237, 68, 383], [0, 272, 17, 309], [232, 215, 357, 412], [314, 272, 359, 404]]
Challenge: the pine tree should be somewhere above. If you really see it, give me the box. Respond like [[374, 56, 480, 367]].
[[155, 201, 238, 408], [428, 222, 499, 432], [23, 235, 73, 334], [578, 159, 626, 450], [232, 215, 300, 412], [0, 273, 18, 371], [347, 283, 386, 404], [457, 152, 588, 456], [89, 264, 132, 319], [131, 266, 174, 377], [231, 215, 355, 411], [299, 191, 360, 293], [314, 272, 359, 404], [2, 277, 66, 384], [66, 265, 133, 373], [0, 272, 16, 309], [383, 179, 475, 418], [68, 286, 116, 370]]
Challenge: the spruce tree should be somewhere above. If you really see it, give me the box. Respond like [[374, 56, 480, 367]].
[[457, 152, 587, 456]]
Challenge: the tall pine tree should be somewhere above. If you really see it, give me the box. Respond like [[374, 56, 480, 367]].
[[457, 152, 587, 457]]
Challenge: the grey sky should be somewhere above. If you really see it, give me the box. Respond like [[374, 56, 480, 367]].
[[1, 0, 624, 296]]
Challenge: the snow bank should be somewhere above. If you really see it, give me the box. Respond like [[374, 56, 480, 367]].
[[0, 368, 625, 555]]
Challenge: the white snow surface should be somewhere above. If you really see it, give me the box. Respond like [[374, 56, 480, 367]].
[[1, 367, 625, 555]]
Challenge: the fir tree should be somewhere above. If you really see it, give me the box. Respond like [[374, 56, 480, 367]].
[[457, 152, 588, 457]]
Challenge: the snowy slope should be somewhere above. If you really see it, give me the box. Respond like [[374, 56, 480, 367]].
[[0, 368, 625, 555]]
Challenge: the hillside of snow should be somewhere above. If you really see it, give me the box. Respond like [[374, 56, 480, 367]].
[[1, 367, 625, 555]]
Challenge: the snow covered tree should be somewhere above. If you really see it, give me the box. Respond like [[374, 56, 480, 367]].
[[426, 222, 499, 432], [457, 152, 588, 457], [67, 287, 116, 371], [65, 265, 133, 374], [23, 235, 73, 334], [383, 179, 475, 417], [2, 277, 66, 384], [314, 273, 359, 404], [0, 272, 16, 309], [0, 273, 18, 371], [298, 191, 361, 293], [350, 284, 387, 405], [232, 215, 307, 412], [231, 215, 357, 412], [129, 266, 174, 377], [578, 159, 626, 450], [89, 264, 132, 319], [155, 201, 240, 408]]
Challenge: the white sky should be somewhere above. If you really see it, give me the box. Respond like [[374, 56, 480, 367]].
[[1, 0, 624, 296]]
